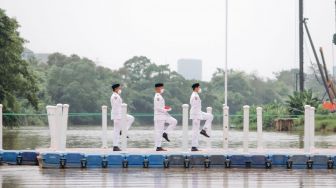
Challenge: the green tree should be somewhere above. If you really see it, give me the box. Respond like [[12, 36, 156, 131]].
[[0, 9, 39, 126]]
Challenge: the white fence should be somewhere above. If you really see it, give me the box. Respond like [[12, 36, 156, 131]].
[[0, 103, 316, 153]]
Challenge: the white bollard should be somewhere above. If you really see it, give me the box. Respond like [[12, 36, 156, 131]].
[[121, 103, 128, 151], [206, 107, 212, 149], [102, 106, 108, 148], [304, 105, 311, 153], [55, 104, 63, 150], [182, 104, 189, 152], [256, 107, 263, 150], [61, 104, 69, 151], [243, 105, 250, 153], [0, 104, 2, 150], [223, 105, 229, 150], [46, 105, 57, 149], [309, 107, 315, 151]]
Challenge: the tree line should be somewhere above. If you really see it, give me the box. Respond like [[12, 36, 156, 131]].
[[0, 8, 328, 127]]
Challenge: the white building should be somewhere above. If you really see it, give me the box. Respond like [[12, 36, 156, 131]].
[[177, 59, 202, 80]]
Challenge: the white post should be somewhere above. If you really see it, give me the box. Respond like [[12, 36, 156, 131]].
[[60, 104, 69, 151], [182, 104, 189, 152], [224, 0, 229, 107], [55, 104, 63, 150], [102, 106, 108, 148], [309, 106, 315, 151], [0, 104, 2, 150], [46, 105, 57, 149], [243, 105, 250, 153], [304, 105, 311, 153], [206, 107, 212, 149], [223, 105, 229, 149], [256, 107, 263, 150], [121, 103, 127, 151]]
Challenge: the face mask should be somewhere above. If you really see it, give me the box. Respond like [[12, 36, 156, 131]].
[[198, 88, 202, 93], [117, 90, 122, 94], [160, 88, 165, 94]]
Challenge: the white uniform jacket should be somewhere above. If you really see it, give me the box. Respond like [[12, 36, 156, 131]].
[[111, 92, 123, 120], [190, 91, 202, 120], [154, 93, 169, 121]]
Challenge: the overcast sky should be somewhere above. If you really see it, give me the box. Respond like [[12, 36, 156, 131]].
[[1, 0, 335, 80]]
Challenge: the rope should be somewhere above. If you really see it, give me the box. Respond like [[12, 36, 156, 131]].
[[0, 112, 303, 118]]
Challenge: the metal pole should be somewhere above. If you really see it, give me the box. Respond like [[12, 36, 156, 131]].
[[223, 105, 229, 149], [256, 107, 263, 150], [299, 0, 304, 91], [303, 19, 334, 103], [102, 106, 108, 148], [182, 104, 189, 152], [243, 105, 250, 153], [224, 0, 229, 106], [0, 104, 2, 150], [121, 103, 128, 151], [206, 107, 212, 149]]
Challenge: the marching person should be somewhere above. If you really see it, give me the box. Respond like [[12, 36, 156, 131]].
[[153, 83, 177, 151], [110, 83, 134, 151], [189, 83, 213, 151]]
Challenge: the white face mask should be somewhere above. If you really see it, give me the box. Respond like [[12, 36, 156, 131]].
[[160, 88, 165, 94], [117, 90, 122, 94], [198, 88, 202, 93]]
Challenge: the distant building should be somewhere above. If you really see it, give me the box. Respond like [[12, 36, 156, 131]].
[[21, 48, 35, 60], [22, 48, 50, 63], [177, 59, 202, 80], [34, 53, 50, 63]]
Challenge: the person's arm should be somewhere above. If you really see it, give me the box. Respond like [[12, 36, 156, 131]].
[[155, 96, 169, 113]]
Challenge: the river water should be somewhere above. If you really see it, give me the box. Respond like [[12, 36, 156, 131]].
[[1, 125, 336, 187]]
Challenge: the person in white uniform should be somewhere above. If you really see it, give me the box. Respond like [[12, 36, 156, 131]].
[[189, 83, 213, 151], [153, 83, 177, 151], [110, 83, 134, 151]]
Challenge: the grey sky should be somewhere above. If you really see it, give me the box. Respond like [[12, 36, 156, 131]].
[[1, 0, 335, 81]]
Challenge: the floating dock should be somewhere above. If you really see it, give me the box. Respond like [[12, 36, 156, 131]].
[[0, 148, 336, 170]]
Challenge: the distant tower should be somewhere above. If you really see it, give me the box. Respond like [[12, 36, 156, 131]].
[[177, 59, 202, 80]]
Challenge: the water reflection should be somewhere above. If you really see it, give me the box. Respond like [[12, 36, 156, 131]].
[[0, 166, 336, 187], [3, 125, 336, 150]]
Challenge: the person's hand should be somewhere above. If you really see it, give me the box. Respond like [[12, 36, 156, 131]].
[[165, 105, 172, 111]]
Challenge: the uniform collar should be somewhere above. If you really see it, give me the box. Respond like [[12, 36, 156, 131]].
[[113, 92, 120, 96]]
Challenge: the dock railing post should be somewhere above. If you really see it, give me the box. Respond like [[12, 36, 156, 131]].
[[309, 106, 315, 151], [121, 103, 128, 151], [61, 104, 69, 151], [256, 107, 263, 150], [182, 104, 189, 152], [46, 106, 57, 149], [102, 106, 108, 149], [223, 105, 229, 150], [243, 105, 250, 153], [55, 104, 63, 150], [206, 107, 212, 149], [0, 104, 2, 150], [304, 105, 311, 153]]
